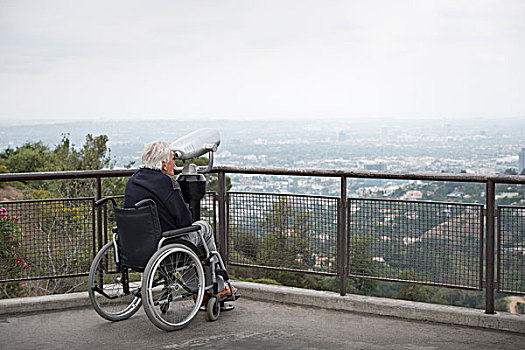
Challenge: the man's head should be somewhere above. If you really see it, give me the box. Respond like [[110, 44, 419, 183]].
[[141, 141, 175, 175]]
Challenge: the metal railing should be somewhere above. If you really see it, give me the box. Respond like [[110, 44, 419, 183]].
[[227, 192, 339, 275], [1, 167, 524, 314], [346, 198, 484, 289], [0, 197, 95, 283]]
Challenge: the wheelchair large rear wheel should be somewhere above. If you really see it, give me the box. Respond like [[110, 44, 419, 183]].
[[142, 244, 205, 331], [88, 242, 142, 321]]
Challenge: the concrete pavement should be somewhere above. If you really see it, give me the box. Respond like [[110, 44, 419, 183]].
[[1, 281, 524, 333], [1, 281, 525, 349], [1, 298, 524, 349]]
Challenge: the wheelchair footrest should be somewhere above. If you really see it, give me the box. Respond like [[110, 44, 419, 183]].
[[220, 303, 235, 312], [219, 292, 240, 302], [199, 304, 235, 312]]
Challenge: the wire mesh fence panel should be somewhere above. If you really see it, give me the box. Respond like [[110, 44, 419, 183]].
[[33, 179, 99, 200], [227, 192, 338, 274], [0, 198, 95, 284], [348, 198, 483, 289], [97, 196, 124, 249], [96, 193, 216, 251], [498, 206, 525, 294], [201, 192, 217, 227]]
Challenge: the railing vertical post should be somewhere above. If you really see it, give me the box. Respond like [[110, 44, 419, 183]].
[[217, 171, 227, 260], [213, 192, 218, 241], [485, 180, 496, 314], [339, 176, 347, 296], [96, 176, 103, 253]]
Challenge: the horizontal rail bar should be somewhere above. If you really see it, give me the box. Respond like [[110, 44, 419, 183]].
[[346, 274, 483, 291], [229, 262, 337, 276], [0, 273, 89, 284], [348, 196, 485, 207], [0, 169, 136, 182], [0, 197, 95, 205], [215, 166, 525, 184], [497, 289, 525, 296], [1, 166, 524, 184], [229, 191, 337, 200]]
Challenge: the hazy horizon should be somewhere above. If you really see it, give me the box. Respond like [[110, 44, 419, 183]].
[[2, 114, 524, 128]]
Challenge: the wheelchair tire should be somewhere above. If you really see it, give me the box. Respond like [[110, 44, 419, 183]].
[[206, 296, 220, 322], [142, 244, 205, 331], [88, 242, 142, 322]]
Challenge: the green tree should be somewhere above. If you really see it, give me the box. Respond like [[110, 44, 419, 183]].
[[0, 134, 124, 199], [81, 134, 112, 170], [392, 269, 430, 302], [258, 198, 313, 270], [347, 234, 379, 294], [230, 228, 259, 262], [0, 142, 54, 173], [504, 168, 518, 175], [52, 134, 82, 171]]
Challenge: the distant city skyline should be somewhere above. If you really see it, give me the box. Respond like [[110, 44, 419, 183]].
[[1, 1, 524, 123]]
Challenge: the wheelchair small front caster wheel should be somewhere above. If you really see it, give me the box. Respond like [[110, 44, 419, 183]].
[[206, 296, 220, 321]]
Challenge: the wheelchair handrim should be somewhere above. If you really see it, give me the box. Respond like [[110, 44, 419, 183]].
[[144, 245, 205, 328]]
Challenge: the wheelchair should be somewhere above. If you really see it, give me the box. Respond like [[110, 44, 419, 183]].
[[88, 196, 237, 331]]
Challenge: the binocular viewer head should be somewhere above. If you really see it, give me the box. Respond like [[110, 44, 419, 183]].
[[170, 128, 220, 162]]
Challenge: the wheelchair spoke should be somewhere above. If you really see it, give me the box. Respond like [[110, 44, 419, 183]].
[[142, 244, 205, 331], [88, 242, 142, 322]]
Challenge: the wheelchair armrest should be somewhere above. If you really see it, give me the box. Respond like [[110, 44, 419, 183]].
[[162, 225, 200, 238]]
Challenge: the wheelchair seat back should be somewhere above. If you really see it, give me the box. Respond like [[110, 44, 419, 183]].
[[114, 199, 162, 271]]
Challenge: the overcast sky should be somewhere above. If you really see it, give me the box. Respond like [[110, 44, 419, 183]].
[[1, 0, 524, 124]]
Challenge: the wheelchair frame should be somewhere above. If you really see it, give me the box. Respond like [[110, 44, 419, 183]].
[[88, 196, 237, 331]]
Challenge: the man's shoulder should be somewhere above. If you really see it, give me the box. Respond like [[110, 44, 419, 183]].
[[132, 168, 180, 191], [168, 176, 181, 191]]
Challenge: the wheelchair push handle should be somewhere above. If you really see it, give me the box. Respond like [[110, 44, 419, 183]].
[[95, 196, 118, 208], [134, 198, 157, 209]]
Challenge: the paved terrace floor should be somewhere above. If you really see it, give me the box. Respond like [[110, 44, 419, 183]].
[[1, 282, 524, 349]]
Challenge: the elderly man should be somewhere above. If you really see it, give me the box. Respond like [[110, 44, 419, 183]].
[[124, 140, 235, 297]]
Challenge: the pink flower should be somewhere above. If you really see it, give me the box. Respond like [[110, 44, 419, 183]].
[[11, 237, 16, 241], [9, 245, 14, 249], [22, 262, 29, 267], [3, 216, 7, 220], [17, 242, 21, 246], [0, 207, 5, 213]]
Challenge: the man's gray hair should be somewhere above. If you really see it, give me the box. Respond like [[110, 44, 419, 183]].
[[141, 141, 172, 170]]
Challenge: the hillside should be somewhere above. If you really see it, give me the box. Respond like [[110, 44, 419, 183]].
[[0, 185, 24, 201]]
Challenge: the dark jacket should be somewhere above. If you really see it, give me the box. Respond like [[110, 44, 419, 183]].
[[124, 168, 193, 232]]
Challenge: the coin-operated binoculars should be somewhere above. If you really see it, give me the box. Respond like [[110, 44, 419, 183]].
[[170, 128, 220, 221]]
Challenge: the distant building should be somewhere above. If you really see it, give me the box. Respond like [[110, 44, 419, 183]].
[[365, 163, 387, 171], [444, 123, 451, 137], [338, 131, 346, 142], [520, 148, 525, 174]]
